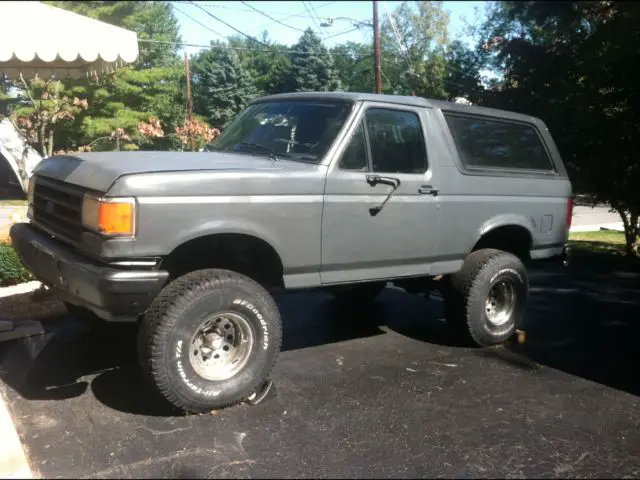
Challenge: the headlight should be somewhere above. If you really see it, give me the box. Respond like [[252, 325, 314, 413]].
[[27, 176, 35, 205], [82, 195, 136, 237]]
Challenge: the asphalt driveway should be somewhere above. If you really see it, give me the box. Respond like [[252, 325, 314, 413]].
[[1, 253, 639, 478]]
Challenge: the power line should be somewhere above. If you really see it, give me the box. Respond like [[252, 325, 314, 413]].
[[307, 1, 326, 26], [246, 1, 336, 33], [138, 38, 365, 58], [323, 26, 363, 41], [302, 0, 325, 39], [172, 3, 226, 39], [188, 0, 268, 46], [239, 1, 306, 33], [175, 1, 333, 18]]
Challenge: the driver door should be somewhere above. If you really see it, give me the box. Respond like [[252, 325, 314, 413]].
[[320, 103, 442, 284]]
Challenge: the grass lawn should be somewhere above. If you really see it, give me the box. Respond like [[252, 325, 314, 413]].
[[569, 230, 628, 256], [0, 199, 27, 207]]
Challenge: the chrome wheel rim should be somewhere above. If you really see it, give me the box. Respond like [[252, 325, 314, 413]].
[[188, 312, 254, 381], [485, 279, 516, 327]]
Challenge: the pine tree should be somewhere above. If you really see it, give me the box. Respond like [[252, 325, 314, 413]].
[[290, 29, 341, 92], [191, 46, 258, 129]]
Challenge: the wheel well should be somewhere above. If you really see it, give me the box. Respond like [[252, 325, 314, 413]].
[[161, 234, 285, 288], [472, 225, 532, 261]]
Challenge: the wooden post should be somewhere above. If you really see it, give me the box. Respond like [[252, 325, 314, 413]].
[[184, 51, 196, 152], [373, 0, 382, 94]]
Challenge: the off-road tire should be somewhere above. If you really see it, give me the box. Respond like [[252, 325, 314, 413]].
[[441, 249, 528, 347], [328, 281, 386, 305], [137, 269, 282, 414]]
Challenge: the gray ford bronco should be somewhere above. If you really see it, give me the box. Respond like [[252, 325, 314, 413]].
[[10, 92, 572, 413]]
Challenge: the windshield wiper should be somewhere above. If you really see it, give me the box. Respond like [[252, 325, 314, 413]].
[[232, 142, 319, 164], [236, 142, 279, 161]]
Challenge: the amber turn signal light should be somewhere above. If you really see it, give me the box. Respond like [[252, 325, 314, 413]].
[[82, 196, 136, 237]]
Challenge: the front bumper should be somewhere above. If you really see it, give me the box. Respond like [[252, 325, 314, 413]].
[[10, 223, 169, 321]]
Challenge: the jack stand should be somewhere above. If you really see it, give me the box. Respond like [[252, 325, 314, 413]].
[[245, 379, 277, 406]]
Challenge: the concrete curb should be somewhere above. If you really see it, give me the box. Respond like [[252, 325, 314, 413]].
[[0, 387, 34, 479], [0, 282, 42, 299], [570, 222, 625, 233]]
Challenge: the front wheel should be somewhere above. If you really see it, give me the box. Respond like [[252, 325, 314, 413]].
[[442, 249, 528, 347], [138, 269, 282, 413]]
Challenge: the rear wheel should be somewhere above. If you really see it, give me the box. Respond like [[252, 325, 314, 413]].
[[138, 269, 282, 413], [441, 249, 528, 347]]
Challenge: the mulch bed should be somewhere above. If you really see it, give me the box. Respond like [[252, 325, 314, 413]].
[[0, 288, 66, 324]]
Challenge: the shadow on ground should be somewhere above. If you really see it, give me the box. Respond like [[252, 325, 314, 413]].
[[1, 250, 638, 418]]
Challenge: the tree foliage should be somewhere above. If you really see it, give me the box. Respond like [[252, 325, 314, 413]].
[[191, 45, 258, 129], [289, 29, 341, 92], [478, 1, 640, 255], [379, 1, 450, 98]]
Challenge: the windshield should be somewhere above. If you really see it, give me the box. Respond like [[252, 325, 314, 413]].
[[208, 99, 354, 163]]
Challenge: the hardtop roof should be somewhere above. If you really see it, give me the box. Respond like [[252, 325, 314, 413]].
[[253, 91, 543, 124]]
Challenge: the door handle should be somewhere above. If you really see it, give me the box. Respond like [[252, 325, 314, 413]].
[[418, 185, 438, 196]]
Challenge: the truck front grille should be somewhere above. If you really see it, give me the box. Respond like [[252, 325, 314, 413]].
[[32, 177, 86, 243]]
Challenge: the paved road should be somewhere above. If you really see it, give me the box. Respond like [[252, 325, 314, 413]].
[[1, 253, 638, 478], [571, 205, 621, 230]]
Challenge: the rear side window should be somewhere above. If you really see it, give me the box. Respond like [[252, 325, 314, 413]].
[[443, 113, 554, 171]]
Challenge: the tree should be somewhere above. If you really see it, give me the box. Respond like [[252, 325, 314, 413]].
[[331, 42, 375, 93], [478, 1, 640, 256], [379, 1, 450, 98], [289, 29, 341, 92], [227, 33, 294, 95], [12, 78, 88, 157], [443, 40, 484, 103], [191, 45, 258, 129]]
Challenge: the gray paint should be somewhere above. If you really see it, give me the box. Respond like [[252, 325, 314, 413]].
[[30, 92, 572, 290]]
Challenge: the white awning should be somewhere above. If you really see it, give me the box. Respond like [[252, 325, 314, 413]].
[[0, 1, 138, 80]]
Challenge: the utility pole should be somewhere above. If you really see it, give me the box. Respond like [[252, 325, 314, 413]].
[[184, 51, 196, 152], [373, 0, 382, 94]]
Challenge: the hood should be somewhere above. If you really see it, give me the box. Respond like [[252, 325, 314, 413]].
[[33, 151, 317, 192]]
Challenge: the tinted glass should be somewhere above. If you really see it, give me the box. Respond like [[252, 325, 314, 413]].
[[210, 100, 354, 163], [365, 108, 428, 174], [338, 121, 368, 171], [443, 114, 554, 171]]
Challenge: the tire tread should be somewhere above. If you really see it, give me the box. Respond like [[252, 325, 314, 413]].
[[138, 269, 282, 413]]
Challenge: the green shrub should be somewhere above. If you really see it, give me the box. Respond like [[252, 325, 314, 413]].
[[0, 242, 33, 287]]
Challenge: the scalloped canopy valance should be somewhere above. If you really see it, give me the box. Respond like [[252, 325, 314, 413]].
[[0, 1, 138, 79]]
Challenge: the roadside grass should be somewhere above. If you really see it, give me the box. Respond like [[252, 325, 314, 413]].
[[568, 230, 628, 256], [0, 199, 27, 207]]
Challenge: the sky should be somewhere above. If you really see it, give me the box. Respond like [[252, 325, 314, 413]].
[[171, 1, 487, 52]]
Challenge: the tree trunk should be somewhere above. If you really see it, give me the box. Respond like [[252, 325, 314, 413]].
[[617, 209, 639, 257], [47, 128, 54, 157], [38, 117, 46, 158]]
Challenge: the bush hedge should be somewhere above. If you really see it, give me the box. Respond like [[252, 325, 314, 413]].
[[0, 242, 33, 286]]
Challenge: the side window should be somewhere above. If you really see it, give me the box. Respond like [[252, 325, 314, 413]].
[[365, 108, 428, 174], [338, 121, 368, 171], [443, 113, 554, 171]]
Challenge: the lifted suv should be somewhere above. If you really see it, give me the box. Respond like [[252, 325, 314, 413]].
[[11, 92, 572, 413]]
